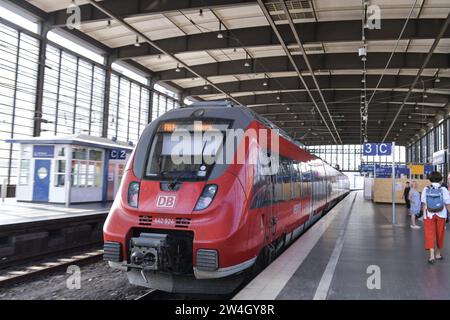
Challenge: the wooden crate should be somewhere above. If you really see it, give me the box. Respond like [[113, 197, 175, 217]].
[[373, 178, 431, 204]]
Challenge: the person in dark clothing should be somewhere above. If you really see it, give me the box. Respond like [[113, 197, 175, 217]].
[[403, 181, 411, 209]]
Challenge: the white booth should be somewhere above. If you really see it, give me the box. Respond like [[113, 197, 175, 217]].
[[6, 134, 133, 204]]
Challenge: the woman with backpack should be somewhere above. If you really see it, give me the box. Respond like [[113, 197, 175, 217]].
[[409, 181, 421, 229], [421, 171, 450, 264]]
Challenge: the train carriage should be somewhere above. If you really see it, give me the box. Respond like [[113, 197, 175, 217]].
[[103, 101, 350, 294]]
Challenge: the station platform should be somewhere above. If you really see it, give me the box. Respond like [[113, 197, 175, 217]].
[[234, 191, 450, 300], [0, 199, 111, 267], [0, 199, 111, 226]]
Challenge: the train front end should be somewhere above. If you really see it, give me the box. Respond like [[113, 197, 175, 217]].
[[103, 103, 257, 294]]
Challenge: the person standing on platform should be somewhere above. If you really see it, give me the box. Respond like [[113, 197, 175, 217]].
[[409, 181, 421, 229], [403, 181, 411, 211], [421, 171, 450, 264]]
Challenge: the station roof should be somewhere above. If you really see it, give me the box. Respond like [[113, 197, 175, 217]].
[[6, 134, 134, 150], [15, 0, 450, 146]]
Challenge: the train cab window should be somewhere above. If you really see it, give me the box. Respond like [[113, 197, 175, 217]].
[[145, 121, 230, 181]]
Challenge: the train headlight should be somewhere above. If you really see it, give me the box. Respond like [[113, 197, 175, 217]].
[[127, 181, 140, 208], [194, 184, 218, 211]]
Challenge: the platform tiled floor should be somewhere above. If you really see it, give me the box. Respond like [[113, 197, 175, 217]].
[[0, 198, 111, 225], [236, 191, 450, 300]]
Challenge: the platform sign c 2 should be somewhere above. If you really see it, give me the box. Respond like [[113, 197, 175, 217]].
[[363, 143, 392, 156], [109, 149, 127, 160]]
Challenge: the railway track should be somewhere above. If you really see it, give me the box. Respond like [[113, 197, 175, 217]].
[[0, 248, 104, 287]]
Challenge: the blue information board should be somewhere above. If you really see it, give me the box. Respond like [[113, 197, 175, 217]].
[[371, 164, 411, 178], [424, 164, 434, 175], [33, 145, 54, 158], [360, 164, 375, 172], [363, 143, 392, 156]]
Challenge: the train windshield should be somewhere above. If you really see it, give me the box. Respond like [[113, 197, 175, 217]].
[[145, 120, 230, 180]]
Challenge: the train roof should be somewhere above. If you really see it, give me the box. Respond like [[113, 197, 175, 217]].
[[185, 101, 305, 149]]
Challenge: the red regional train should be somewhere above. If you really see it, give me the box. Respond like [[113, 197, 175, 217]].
[[103, 101, 350, 294]]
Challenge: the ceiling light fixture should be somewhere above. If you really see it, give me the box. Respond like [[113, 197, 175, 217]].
[[244, 53, 250, 67], [262, 74, 268, 86], [217, 22, 223, 39], [203, 82, 208, 90], [134, 35, 140, 47], [175, 63, 181, 72], [199, 9, 203, 17]]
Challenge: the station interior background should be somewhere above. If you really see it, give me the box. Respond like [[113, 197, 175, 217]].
[[1, 0, 449, 194]]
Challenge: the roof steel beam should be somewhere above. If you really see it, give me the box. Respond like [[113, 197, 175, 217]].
[[256, 0, 340, 144], [184, 74, 449, 96], [382, 12, 450, 142], [114, 19, 450, 59], [85, 0, 241, 106], [154, 52, 449, 81], [49, 0, 256, 26], [230, 90, 448, 106], [279, 0, 341, 144]]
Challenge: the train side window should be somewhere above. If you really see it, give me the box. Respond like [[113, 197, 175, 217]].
[[282, 157, 292, 201], [293, 161, 301, 199], [273, 155, 283, 202], [300, 162, 310, 198]]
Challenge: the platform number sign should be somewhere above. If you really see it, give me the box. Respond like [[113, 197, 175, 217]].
[[363, 143, 392, 156], [109, 149, 127, 160]]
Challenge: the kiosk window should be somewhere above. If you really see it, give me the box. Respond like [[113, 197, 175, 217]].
[[18, 159, 30, 185], [71, 147, 103, 188], [54, 160, 66, 187]]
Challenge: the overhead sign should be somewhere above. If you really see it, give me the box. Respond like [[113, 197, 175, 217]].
[[432, 149, 447, 165], [367, 164, 411, 177], [409, 164, 424, 175], [362, 143, 392, 156], [360, 163, 375, 172], [109, 149, 128, 160], [33, 145, 54, 158], [408, 164, 435, 175], [424, 164, 434, 175], [374, 164, 392, 178]]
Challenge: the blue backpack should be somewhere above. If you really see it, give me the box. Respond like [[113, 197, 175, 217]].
[[426, 186, 444, 213]]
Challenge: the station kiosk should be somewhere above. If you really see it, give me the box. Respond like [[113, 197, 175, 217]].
[[6, 134, 133, 204]]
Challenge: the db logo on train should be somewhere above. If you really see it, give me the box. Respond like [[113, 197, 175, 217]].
[[156, 195, 177, 208]]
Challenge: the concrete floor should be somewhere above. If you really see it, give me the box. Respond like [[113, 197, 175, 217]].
[[0, 198, 111, 225], [237, 191, 450, 300]]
